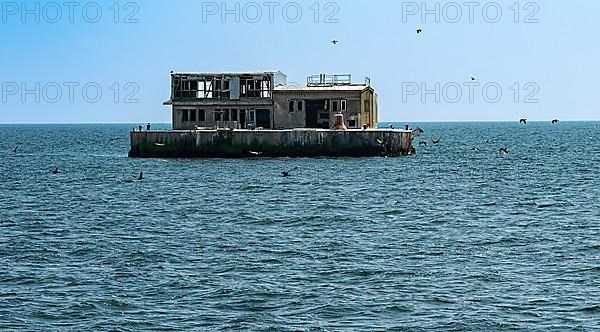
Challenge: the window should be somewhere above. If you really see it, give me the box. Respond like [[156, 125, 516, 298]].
[[348, 119, 357, 127], [198, 109, 206, 122], [289, 100, 295, 112], [189, 109, 197, 122], [214, 110, 222, 121], [231, 109, 238, 122], [332, 101, 338, 112], [223, 109, 230, 122], [181, 109, 189, 122], [341, 99, 347, 111], [297, 100, 303, 111], [364, 99, 370, 113]]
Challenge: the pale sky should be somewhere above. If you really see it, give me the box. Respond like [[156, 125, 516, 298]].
[[1, 0, 598, 123]]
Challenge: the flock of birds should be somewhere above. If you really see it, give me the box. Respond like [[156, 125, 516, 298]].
[[417, 118, 561, 155]]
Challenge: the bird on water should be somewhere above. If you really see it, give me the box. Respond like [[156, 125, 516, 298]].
[[431, 137, 441, 144], [12, 146, 18, 153], [51, 168, 60, 174], [281, 171, 290, 177], [499, 147, 509, 155], [137, 171, 144, 181], [552, 119, 560, 124]]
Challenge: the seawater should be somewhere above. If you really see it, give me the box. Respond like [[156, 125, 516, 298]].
[[1, 122, 599, 330]]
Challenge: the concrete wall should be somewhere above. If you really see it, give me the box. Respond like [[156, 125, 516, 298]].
[[129, 129, 414, 158], [172, 105, 273, 130], [272, 89, 369, 129]]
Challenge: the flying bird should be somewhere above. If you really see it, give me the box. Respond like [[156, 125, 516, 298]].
[[471, 77, 476, 81], [552, 119, 560, 124], [520, 119, 528, 125], [51, 167, 60, 174], [419, 141, 428, 146], [431, 137, 441, 144], [416, 28, 423, 34], [331, 39, 339, 45], [281, 171, 290, 177], [499, 147, 509, 155]]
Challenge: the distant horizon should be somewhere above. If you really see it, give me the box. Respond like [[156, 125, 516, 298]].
[[1, 119, 599, 125]]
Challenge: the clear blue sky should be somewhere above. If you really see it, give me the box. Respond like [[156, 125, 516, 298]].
[[0, 0, 598, 123]]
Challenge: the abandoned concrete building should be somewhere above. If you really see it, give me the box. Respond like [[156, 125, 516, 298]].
[[164, 71, 378, 130]]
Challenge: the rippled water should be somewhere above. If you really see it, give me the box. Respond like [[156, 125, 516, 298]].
[[1, 122, 599, 330]]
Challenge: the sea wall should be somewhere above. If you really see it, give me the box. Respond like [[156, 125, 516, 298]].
[[129, 129, 414, 158]]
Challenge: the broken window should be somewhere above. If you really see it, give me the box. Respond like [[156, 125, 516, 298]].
[[223, 109, 230, 122], [214, 110, 222, 121], [289, 100, 295, 112], [181, 109, 189, 122], [198, 109, 206, 122], [231, 109, 238, 122], [189, 109, 197, 122]]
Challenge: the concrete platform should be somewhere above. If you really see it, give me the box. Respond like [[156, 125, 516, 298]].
[[128, 128, 415, 158]]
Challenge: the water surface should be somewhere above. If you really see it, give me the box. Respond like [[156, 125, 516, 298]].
[[1, 122, 599, 330]]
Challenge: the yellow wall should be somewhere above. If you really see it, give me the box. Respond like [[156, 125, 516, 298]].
[[360, 89, 378, 128]]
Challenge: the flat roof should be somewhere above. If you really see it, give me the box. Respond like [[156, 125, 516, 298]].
[[274, 85, 371, 91], [172, 71, 284, 76]]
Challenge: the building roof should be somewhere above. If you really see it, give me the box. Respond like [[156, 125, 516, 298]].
[[172, 71, 284, 76], [274, 84, 372, 92]]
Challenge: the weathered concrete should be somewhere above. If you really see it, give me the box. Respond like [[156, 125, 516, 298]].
[[129, 129, 415, 158]]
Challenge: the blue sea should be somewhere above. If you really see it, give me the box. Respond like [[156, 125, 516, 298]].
[[1, 122, 599, 331]]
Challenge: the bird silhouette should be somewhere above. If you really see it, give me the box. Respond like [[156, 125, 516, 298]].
[[12, 146, 18, 153], [520, 119, 528, 125], [281, 171, 290, 177], [471, 77, 476, 81], [552, 119, 560, 124], [419, 141, 428, 146], [499, 148, 509, 155], [331, 39, 339, 45], [51, 167, 60, 174], [431, 137, 441, 144], [416, 28, 423, 34], [137, 171, 144, 180]]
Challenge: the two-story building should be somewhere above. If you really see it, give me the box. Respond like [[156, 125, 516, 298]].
[[163, 71, 378, 130]]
